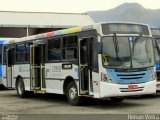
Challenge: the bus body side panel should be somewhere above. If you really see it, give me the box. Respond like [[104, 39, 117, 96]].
[[11, 66, 14, 88], [2, 65, 7, 87], [91, 71, 100, 98], [13, 64, 31, 90], [45, 63, 79, 94]]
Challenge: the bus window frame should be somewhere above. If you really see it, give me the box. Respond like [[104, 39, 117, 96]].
[[15, 43, 25, 64], [46, 34, 79, 63], [61, 35, 78, 61], [46, 36, 62, 63], [14, 41, 33, 64]]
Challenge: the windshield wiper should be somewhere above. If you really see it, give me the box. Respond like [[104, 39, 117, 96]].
[[113, 33, 119, 60], [132, 34, 142, 49], [130, 34, 143, 68]]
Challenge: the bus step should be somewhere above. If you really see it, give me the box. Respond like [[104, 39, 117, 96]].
[[36, 90, 45, 94], [33, 87, 41, 90]]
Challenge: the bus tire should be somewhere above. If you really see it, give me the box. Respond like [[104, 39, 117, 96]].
[[66, 81, 83, 106], [109, 97, 124, 103], [16, 78, 33, 98]]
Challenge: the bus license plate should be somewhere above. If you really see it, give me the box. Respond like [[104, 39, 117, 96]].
[[128, 85, 138, 89]]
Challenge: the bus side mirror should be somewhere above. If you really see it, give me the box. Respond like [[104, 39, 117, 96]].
[[98, 42, 102, 54]]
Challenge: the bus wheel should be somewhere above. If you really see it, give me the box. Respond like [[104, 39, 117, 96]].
[[109, 97, 124, 103], [16, 78, 33, 98], [66, 81, 83, 106]]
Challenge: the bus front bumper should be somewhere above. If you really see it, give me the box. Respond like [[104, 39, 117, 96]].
[[100, 80, 156, 98]]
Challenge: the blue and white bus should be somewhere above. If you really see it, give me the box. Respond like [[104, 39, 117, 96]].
[[2, 22, 156, 105], [0, 40, 5, 86], [151, 28, 160, 91]]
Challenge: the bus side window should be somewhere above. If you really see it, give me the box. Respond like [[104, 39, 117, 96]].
[[48, 38, 61, 61], [62, 35, 78, 60], [16, 44, 25, 63], [25, 43, 30, 62]]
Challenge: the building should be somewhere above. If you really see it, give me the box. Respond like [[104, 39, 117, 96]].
[[0, 11, 94, 39]]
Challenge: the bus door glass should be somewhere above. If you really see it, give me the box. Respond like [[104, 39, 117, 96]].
[[6, 48, 14, 88], [30, 44, 45, 90], [79, 37, 93, 95]]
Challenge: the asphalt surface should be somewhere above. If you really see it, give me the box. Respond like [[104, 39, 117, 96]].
[[0, 89, 160, 120]]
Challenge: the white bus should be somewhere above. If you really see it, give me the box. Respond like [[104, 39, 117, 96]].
[[151, 28, 160, 91], [2, 22, 156, 105]]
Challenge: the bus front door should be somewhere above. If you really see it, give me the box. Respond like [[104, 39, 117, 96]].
[[30, 44, 45, 91], [79, 38, 93, 95], [6, 48, 14, 88]]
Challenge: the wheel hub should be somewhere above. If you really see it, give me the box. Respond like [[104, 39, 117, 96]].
[[69, 87, 77, 100]]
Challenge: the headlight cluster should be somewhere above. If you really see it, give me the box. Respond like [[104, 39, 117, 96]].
[[150, 72, 156, 81], [101, 72, 112, 83]]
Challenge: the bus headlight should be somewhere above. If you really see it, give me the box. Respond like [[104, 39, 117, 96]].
[[101, 72, 112, 83], [150, 73, 156, 81]]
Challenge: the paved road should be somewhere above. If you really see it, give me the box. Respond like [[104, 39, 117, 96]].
[[0, 89, 160, 120]]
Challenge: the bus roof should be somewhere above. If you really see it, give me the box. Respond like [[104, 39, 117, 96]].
[[5, 22, 151, 45], [5, 25, 94, 45]]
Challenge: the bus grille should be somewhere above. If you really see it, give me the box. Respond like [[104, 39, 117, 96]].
[[117, 73, 145, 80], [107, 68, 153, 84]]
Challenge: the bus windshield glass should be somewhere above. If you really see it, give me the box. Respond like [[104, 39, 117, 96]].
[[102, 36, 154, 68], [154, 38, 160, 63]]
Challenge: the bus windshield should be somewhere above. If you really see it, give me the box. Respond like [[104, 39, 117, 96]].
[[154, 38, 160, 63], [102, 36, 154, 69]]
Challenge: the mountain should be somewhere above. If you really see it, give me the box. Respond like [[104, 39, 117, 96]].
[[87, 3, 160, 27]]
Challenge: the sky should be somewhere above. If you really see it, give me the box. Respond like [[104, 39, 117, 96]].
[[0, 0, 160, 13]]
